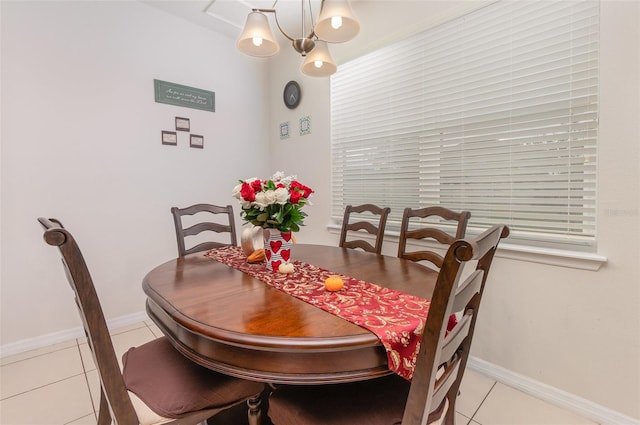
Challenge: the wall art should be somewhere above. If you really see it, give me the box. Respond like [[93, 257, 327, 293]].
[[154, 79, 215, 112], [280, 122, 290, 140], [190, 134, 204, 149], [299, 116, 311, 136], [162, 131, 177, 146]]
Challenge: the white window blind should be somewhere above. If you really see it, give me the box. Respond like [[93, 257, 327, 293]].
[[330, 0, 599, 250]]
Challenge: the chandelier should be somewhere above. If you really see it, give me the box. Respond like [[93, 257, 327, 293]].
[[236, 0, 360, 77]]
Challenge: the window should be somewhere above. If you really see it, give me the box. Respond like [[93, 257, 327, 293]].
[[331, 1, 599, 251]]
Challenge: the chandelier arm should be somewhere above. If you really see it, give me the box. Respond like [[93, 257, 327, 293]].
[[309, 0, 316, 28], [271, 11, 297, 42], [252, 4, 315, 43], [252, 8, 296, 42], [306, 0, 317, 39]]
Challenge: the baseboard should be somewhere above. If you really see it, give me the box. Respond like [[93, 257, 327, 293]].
[[467, 356, 639, 425], [0, 311, 148, 358]]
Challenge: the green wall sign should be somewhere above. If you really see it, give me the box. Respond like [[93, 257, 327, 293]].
[[154, 79, 215, 112]]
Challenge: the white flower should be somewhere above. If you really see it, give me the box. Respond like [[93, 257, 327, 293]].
[[274, 187, 289, 204], [231, 183, 243, 200], [254, 190, 277, 209], [272, 171, 296, 187], [263, 190, 278, 205]]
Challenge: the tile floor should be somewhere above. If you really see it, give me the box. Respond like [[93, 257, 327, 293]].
[[0, 321, 598, 425]]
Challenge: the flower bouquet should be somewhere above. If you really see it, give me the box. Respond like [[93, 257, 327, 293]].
[[232, 172, 313, 271]]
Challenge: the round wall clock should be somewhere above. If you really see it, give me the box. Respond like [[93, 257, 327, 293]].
[[283, 80, 301, 109]]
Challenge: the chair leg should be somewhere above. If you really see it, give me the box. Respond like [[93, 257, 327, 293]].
[[96, 389, 112, 425], [247, 394, 262, 425]]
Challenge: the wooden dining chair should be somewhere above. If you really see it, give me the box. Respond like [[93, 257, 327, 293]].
[[171, 203, 238, 256], [38, 217, 264, 425], [398, 206, 471, 270], [339, 204, 391, 254], [268, 224, 509, 425]]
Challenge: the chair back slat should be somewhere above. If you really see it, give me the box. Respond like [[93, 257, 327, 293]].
[[38, 218, 138, 424], [430, 357, 461, 413], [398, 207, 471, 270], [339, 204, 390, 254], [401, 224, 508, 425], [183, 222, 234, 238], [401, 251, 444, 268], [405, 228, 456, 245], [342, 239, 376, 253], [438, 313, 472, 366], [171, 204, 237, 256], [345, 221, 380, 235], [451, 269, 484, 313]]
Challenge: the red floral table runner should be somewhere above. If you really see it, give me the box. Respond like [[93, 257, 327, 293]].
[[205, 246, 430, 380]]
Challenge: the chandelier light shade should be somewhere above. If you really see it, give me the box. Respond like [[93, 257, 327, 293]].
[[237, 11, 280, 57], [301, 40, 337, 77], [236, 0, 359, 77], [315, 0, 360, 43]]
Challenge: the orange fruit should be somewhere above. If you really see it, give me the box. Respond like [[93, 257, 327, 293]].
[[324, 276, 344, 292]]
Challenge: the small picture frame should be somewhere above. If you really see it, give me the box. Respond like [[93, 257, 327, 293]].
[[162, 130, 177, 146], [190, 134, 204, 149], [175, 117, 190, 132], [280, 122, 290, 140], [300, 115, 312, 136]]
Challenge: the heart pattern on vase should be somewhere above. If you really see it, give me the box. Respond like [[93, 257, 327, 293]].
[[263, 229, 294, 272], [281, 249, 291, 261], [270, 240, 283, 253]]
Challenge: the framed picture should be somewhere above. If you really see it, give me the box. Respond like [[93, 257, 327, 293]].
[[162, 131, 177, 146], [300, 115, 312, 136], [190, 134, 204, 149], [175, 117, 190, 132], [280, 122, 290, 140], [154, 80, 215, 112]]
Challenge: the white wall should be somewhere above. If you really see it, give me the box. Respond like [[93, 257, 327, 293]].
[[266, 48, 333, 245], [0, 1, 271, 344], [268, 1, 640, 420], [2, 0, 638, 421]]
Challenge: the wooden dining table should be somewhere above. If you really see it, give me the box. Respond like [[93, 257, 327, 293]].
[[143, 244, 438, 385]]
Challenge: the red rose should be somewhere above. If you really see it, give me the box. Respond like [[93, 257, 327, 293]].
[[250, 179, 262, 193], [291, 181, 313, 198], [240, 182, 256, 202], [289, 190, 303, 204], [301, 185, 313, 198]]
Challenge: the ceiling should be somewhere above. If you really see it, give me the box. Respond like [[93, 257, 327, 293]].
[[140, 0, 485, 64], [140, 1, 328, 40]]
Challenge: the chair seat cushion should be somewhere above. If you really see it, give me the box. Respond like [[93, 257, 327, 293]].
[[122, 337, 263, 419], [269, 374, 448, 425]]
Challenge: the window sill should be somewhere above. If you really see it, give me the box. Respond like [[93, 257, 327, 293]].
[[326, 224, 607, 271], [494, 243, 606, 271]]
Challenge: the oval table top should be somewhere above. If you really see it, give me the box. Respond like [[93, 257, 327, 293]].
[[143, 244, 437, 384]]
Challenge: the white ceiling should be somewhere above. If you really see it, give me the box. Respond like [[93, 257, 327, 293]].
[[140, 1, 326, 40], [140, 0, 488, 64]]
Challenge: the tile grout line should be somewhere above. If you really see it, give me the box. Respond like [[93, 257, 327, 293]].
[[468, 380, 498, 424], [0, 343, 78, 367], [64, 412, 98, 425], [0, 372, 87, 401]]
